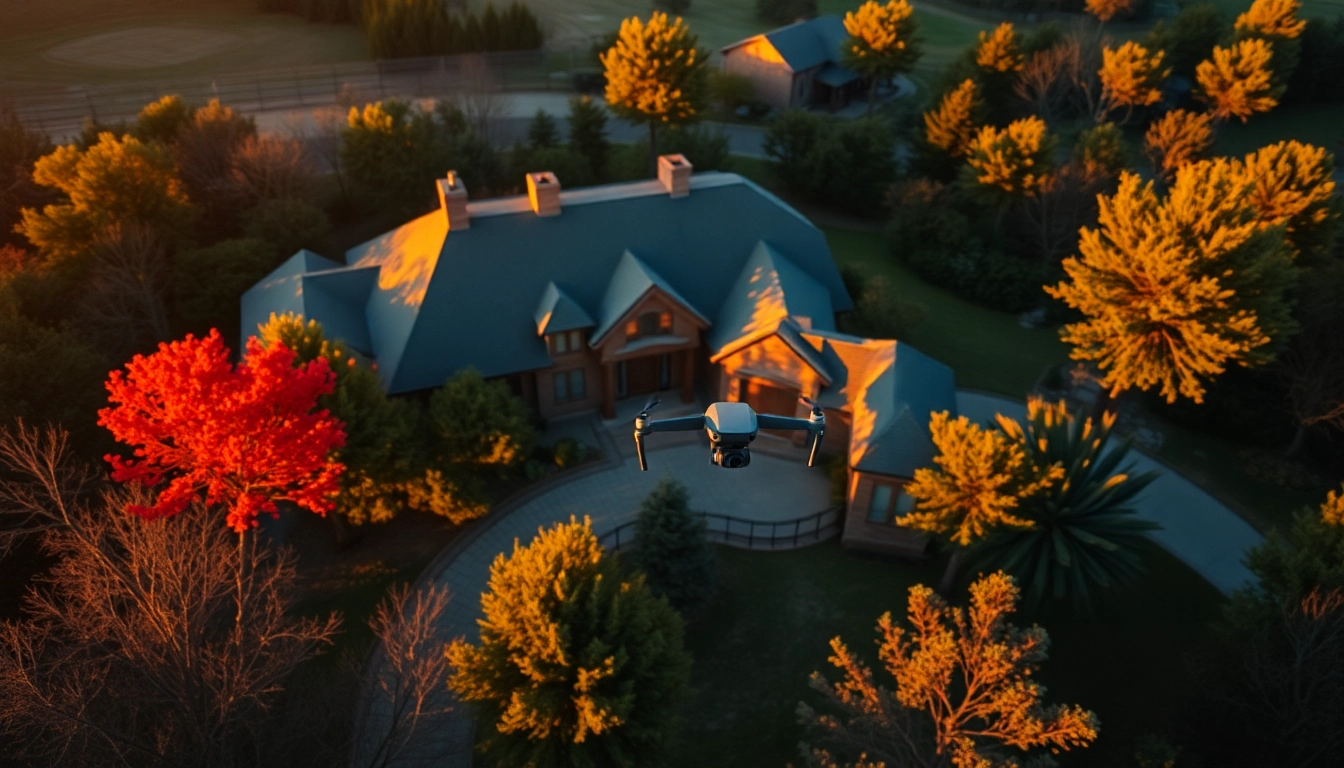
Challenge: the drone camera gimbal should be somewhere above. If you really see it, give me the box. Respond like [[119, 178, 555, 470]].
[[632, 395, 825, 471]]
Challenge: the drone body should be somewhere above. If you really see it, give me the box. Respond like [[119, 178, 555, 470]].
[[632, 397, 825, 471]]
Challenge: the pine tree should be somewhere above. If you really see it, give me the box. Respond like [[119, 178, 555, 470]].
[[446, 517, 691, 766], [840, 0, 923, 115], [601, 12, 708, 176], [975, 22, 1024, 73], [1046, 161, 1298, 404], [922, 79, 981, 158], [567, 96, 610, 180], [1143, 108, 1214, 180], [527, 109, 560, 149], [632, 478, 715, 612], [1196, 38, 1282, 122]]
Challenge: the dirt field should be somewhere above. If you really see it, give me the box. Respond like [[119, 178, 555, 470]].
[[0, 0, 366, 86]]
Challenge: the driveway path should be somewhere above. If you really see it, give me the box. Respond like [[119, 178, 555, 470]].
[[956, 390, 1264, 594]]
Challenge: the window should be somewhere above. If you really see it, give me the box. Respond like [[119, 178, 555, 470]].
[[866, 482, 916, 523], [568, 330, 582, 351], [569, 369, 585, 399], [554, 369, 585, 403], [553, 332, 568, 354], [626, 311, 672, 341]]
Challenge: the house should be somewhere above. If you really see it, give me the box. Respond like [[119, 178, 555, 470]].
[[240, 156, 956, 556], [720, 15, 866, 111]]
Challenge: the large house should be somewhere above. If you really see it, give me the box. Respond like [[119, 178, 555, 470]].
[[241, 156, 955, 556], [720, 15, 866, 111]]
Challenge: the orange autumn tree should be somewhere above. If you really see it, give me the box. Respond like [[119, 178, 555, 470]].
[[800, 571, 1100, 768], [975, 22, 1024, 73], [1196, 38, 1282, 122], [900, 411, 1062, 592], [1143, 108, 1214, 180], [1098, 41, 1169, 120], [1235, 0, 1307, 40], [924, 79, 982, 157], [1046, 160, 1298, 404], [1239, 140, 1340, 259], [99, 329, 346, 532], [841, 0, 923, 115], [1085, 0, 1137, 23]]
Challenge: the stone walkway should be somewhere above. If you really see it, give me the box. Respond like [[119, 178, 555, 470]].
[[355, 391, 1268, 765]]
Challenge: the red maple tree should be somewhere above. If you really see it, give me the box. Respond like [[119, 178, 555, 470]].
[[98, 329, 346, 532]]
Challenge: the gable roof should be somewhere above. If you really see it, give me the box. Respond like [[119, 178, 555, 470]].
[[241, 249, 378, 355], [802, 330, 957, 478], [243, 172, 853, 395], [590, 250, 710, 344], [534, 282, 595, 336], [709, 240, 836, 358], [723, 15, 850, 72]]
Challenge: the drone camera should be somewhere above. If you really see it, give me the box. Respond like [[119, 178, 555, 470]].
[[712, 446, 751, 469]]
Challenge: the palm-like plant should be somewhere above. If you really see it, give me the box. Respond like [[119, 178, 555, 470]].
[[974, 399, 1160, 611]]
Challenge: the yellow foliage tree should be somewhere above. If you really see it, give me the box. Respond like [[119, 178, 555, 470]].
[[601, 12, 707, 173], [446, 517, 691, 764], [965, 116, 1056, 196], [1046, 161, 1298, 403], [1235, 0, 1307, 39], [1085, 0, 1138, 23], [975, 22, 1024, 73], [1239, 140, 1339, 258], [801, 572, 1100, 767], [1196, 38, 1282, 122], [923, 79, 982, 157], [841, 0, 923, 114], [1143, 108, 1214, 180], [1322, 486, 1344, 526], [1098, 41, 1170, 118], [901, 411, 1062, 547]]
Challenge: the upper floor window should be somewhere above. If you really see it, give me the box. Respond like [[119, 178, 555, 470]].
[[625, 311, 672, 341], [549, 330, 584, 356], [866, 482, 916, 523]]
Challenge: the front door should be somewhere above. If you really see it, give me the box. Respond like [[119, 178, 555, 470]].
[[619, 354, 669, 398]]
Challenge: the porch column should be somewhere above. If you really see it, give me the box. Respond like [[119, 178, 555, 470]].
[[602, 362, 616, 420], [680, 348, 695, 403]]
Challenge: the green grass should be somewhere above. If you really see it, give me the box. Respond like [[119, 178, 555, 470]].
[[673, 538, 1222, 767], [1203, 0, 1344, 23], [1213, 102, 1344, 157], [822, 227, 1072, 397]]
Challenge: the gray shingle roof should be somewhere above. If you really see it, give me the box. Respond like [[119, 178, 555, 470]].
[[534, 282, 595, 336], [709, 240, 836, 357], [240, 172, 853, 394], [723, 15, 850, 72]]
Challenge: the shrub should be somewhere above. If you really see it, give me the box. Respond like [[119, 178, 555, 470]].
[[632, 478, 715, 612], [708, 69, 757, 112], [553, 437, 588, 467], [172, 238, 281, 336], [242, 198, 330, 258], [764, 113, 895, 213]]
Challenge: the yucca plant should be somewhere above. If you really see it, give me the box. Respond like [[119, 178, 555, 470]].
[[973, 398, 1161, 611]]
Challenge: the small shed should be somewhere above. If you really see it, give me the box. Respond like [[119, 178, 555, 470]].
[[720, 15, 866, 111]]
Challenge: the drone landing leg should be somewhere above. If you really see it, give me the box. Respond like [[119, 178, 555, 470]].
[[635, 433, 648, 471]]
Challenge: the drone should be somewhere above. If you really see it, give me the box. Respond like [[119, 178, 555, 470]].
[[633, 395, 825, 471]]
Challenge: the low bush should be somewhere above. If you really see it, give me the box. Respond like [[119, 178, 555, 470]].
[[553, 437, 588, 468]]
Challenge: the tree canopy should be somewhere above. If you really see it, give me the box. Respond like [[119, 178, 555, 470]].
[[1196, 38, 1282, 121], [1143, 108, 1214, 180], [975, 22, 1024, 73], [446, 517, 691, 766], [964, 116, 1056, 197], [923, 79, 982, 158], [841, 0, 923, 113]]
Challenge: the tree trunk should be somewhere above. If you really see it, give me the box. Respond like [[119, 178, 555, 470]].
[[866, 77, 877, 116], [938, 548, 964, 597], [331, 510, 362, 547], [648, 121, 658, 178]]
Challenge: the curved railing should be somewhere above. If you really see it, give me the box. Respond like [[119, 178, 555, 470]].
[[597, 506, 841, 552]]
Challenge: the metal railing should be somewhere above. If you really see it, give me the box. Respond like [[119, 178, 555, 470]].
[[5, 49, 582, 137], [598, 507, 841, 553]]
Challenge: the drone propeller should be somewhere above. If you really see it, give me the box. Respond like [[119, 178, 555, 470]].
[[640, 396, 660, 416], [799, 395, 823, 417]]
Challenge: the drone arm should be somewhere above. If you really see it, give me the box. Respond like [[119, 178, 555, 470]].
[[756, 414, 815, 431], [643, 415, 706, 433]]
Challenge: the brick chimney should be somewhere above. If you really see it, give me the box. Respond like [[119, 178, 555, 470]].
[[526, 172, 561, 217], [658, 154, 692, 198], [437, 170, 469, 230]]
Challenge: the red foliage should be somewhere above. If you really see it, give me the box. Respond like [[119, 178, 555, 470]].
[[98, 329, 346, 532]]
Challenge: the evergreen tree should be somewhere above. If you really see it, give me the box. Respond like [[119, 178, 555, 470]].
[[567, 96, 610, 180], [446, 517, 691, 767], [428, 367, 535, 472], [632, 478, 715, 612], [527, 109, 560, 149]]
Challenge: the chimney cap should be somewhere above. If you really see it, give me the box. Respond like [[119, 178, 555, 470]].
[[526, 171, 561, 217]]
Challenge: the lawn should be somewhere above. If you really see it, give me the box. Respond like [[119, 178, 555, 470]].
[[673, 538, 1223, 767], [822, 227, 1073, 397], [1204, 0, 1344, 22], [1213, 102, 1344, 157], [0, 0, 366, 87]]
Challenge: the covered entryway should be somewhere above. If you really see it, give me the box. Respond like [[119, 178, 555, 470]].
[[618, 354, 671, 398]]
